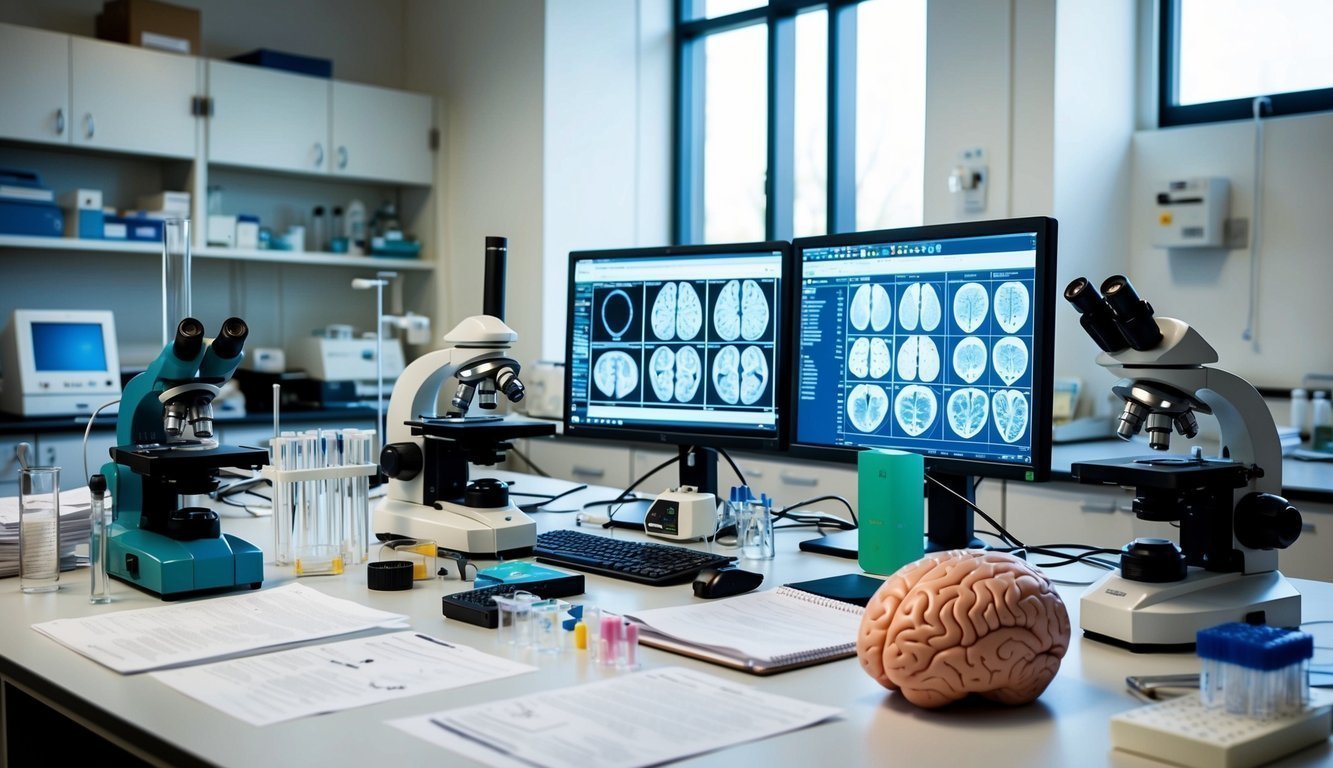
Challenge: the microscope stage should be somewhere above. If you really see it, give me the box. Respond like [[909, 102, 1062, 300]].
[[111, 444, 270, 476], [1072, 455, 1252, 490], [406, 416, 556, 443]]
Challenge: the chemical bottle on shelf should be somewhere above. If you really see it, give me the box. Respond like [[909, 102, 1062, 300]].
[[311, 205, 327, 253], [345, 199, 367, 255], [1313, 391, 1332, 451]]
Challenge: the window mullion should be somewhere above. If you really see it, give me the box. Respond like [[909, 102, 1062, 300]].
[[828, 1, 856, 234], [767, 13, 796, 242]]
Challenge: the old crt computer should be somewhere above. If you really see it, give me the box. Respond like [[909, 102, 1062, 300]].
[[563, 242, 791, 512], [0, 309, 122, 417], [789, 217, 1057, 551]]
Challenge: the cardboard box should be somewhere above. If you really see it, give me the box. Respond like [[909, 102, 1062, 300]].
[[96, 0, 201, 56], [137, 190, 190, 215], [207, 214, 237, 248], [58, 189, 103, 211]]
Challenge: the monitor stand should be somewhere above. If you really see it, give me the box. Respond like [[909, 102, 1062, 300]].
[[598, 445, 719, 531]]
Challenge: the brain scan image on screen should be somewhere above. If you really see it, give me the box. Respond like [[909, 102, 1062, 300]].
[[600, 289, 635, 341], [739, 346, 769, 405], [993, 281, 1031, 334], [713, 279, 771, 342], [896, 335, 941, 382], [992, 389, 1030, 443], [953, 282, 989, 334], [712, 345, 741, 404], [849, 284, 892, 332], [649, 346, 675, 401], [847, 383, 889, 433], [952, 336, 988, 384], [848, 337, 870, 379], [899, 282, 942, 332], [674, 346, 702, 402], [593, 350, 638, 399], [868, 337, 891, 378], [991, 336, 1029, 386], [947, 388, 990, 439], [650, 282, 704, 342], [894, 384, 938, 437]]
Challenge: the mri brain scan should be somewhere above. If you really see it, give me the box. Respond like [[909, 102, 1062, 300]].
[[850, 284, 892, 332], [713, 345, 740, 404], [952, 336, 988, 384], [953, 282, 989, 334], [592, 350, 638, 399], [894, 385, 938, 437], [947, 388, 989, 439], [600, 289, 635, 340], [713, 280, 770, 342], [739, 346, 769, 405], [847, 383, 889, 433], [991, 336, 1029, 386], [992, 389, 1030, 443], [899, 282, 942, 333], [648, 346, 701, 402], [650, 282, 703, 341], [993, 281, 1031, 334], [649, 346, 675, 401], [856, 550, 1070, 709], [847, 337, 892, 380], [896, 336, 941, 383]]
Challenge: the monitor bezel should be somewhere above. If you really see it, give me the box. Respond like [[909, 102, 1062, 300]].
[[562, 240, 794, 453], [5, 309, 122, 395], [786, 216, 1057, 482]]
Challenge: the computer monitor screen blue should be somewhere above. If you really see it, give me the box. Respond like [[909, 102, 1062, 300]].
[[32, 322, 108, 371], [563, 242, 790, 458], [791, 217, 1056, 547]]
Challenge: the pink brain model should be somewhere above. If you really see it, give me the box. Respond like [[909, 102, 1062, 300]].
[[856, 549, 1071, 708]]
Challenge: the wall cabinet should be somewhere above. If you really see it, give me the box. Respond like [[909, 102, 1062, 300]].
[[0, 25, 70, 146], [330, 81, 433, 185]]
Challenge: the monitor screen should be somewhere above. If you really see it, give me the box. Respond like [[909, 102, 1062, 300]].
[[563, 242, 790, 452], [31, 322, 109, 372], [790, 217, 1057, 482]]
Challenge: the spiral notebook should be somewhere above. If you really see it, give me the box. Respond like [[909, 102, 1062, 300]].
[[625, 587, 865, 675]]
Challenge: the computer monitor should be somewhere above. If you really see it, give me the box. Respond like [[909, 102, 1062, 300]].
[[563, 242, 791, 499], [789, 217, 1057, 550], [0, 309, 122, 417]]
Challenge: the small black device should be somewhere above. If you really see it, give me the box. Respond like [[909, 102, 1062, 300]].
[[798, 530, 859, 559], [440, 574, 586, 628], [534, 529, 734, 586], [692, 566, 764, 599], [783, 573, 886, 607]]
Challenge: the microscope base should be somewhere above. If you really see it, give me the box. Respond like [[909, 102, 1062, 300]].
[[107, 526, 263, 600], [1080, 568, 1302, 652], [373, 497, 536, 558]]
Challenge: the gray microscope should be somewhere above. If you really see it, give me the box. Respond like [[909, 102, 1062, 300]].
[[1065, 275, 1302, 651]]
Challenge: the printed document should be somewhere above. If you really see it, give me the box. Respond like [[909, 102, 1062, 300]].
[[390, 666, 842, 768], [153, 632, 537, 726], [32, 582, 409, 673]]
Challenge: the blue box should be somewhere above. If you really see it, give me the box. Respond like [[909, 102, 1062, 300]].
[[107, 215, 165, 242], [0, 199, 63, 237], [231, 49, 332, 78], [65, 209, 105, 239]]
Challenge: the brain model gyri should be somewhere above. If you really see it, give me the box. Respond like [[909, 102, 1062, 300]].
[[857, 550, 1070, 708]]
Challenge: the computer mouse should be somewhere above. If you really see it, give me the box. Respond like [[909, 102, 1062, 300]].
[[692, 566, 764, 599]]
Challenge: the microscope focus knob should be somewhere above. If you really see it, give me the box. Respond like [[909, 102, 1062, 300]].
[[380, 442, 423, 481], [1234, 492, 1302, 550]]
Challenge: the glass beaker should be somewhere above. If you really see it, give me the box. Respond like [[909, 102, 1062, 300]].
[[739, 498, 775, 560], [162, 218, 192, 346], [19, 467, 61, 593]]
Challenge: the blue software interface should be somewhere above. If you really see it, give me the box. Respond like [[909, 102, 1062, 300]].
[[566, 250, 783, 437], [795, 231, 1038, 465], [31, 322, 107, 372]]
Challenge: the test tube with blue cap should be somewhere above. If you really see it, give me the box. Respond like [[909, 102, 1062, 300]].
[[1197, 622, 1313, 717]]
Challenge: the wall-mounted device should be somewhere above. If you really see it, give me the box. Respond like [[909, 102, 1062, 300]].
[[948, 147, 988, 216], [1152, 177, 1229, 248], [644, 486, 717, 541], [0, 309, 121, 417]]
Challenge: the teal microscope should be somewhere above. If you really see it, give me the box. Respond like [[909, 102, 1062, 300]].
[[103, 317, 267, 599]]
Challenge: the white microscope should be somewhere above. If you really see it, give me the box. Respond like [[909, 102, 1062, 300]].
[[1065, 275, 1303, 651], [372, 236, 555, 557]]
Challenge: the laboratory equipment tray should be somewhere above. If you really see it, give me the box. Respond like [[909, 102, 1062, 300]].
[[440, 574, 586, 629]]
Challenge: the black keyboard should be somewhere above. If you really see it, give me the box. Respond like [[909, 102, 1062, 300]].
[[534, 529, 735, 586], [441, 573, 586, 628]]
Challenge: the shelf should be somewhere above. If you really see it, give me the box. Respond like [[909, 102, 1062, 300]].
[[0, 235, 434, 271]]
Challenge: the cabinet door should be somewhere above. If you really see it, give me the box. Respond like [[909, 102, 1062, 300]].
[[69, 37, 198, 158], [524, 437, 632, 491], [207, 60, 330, 174], [330, 81, 433, 185], [35, 432, 119, 485], [0, 24, 70, 146]]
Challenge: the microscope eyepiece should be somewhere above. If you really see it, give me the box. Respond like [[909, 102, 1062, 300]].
[[172, 318, 205, 360], [1063, 277, 1128, 353], [209, 317, 249, 360], [1100, 275, 1163, 350]]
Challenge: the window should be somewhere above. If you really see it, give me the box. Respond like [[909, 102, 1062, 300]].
[[1159, 0, 1333, 127], [675, 0, 926, 244]]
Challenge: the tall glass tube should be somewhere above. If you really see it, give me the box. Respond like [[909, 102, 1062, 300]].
[[163, 218, 192, 345]]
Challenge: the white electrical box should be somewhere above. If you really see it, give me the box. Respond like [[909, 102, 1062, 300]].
[[1153, 177, 1229, 248]]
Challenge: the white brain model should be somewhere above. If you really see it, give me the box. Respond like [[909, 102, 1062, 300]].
[[651, 282, 703, 341], [713, 280, 770, 342], [857, 550, 1071, 709]]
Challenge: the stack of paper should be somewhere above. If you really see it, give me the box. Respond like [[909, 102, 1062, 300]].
[[0, 486, 93, 578]]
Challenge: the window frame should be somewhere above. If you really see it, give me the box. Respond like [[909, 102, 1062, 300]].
[[1157, 0, 1333, 127]]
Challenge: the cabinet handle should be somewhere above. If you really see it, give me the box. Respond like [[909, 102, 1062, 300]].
[[313, 142, 325, 168], [337, 145, 349, 169], [84, 112, 95, 140], [571, 465, 605, 479], [779, 471, 818, 487], [55, 108, 65, 135]]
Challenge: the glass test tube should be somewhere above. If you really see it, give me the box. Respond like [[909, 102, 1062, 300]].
[[89, 474, 112, 603], [19, 466, 61, 593], [162, 218, 191, 346]]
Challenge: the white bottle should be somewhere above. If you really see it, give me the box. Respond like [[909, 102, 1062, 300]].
[[1313, 391, 1332, 451], [344, 199, 366, 256], [1290, 388, 1309, 437]]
